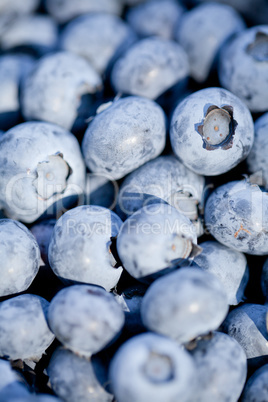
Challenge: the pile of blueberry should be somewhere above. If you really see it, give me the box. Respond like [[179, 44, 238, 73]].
[[1, 0, 268, 401]]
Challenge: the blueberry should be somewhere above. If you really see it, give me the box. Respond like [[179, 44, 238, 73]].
[[30, 219, 56, 265], [141, 267, 228, 343], [241, 364, 268, 402], [126, 0, 185, 40], [188, 331, 247, 402], [222, 303, 268, 368], [247, 112, 268, 189], [0, 294, 55, 361], [219, 26, 268, 113], [47, 347, 113, 402], [0, 14, 58, 54], [194, 240, 249, 305], [175, 3, 245, 83], [0, 121, 86, 223], [0, 219, 40, 297], [170, 87, 254, 176], [48, 284, 125, 357], [48, 205, 123, 291], [117, 203, 200, 281], [110, 37, 189, 99], [82, 96, 166, 180], [60, 13, 136, 75], [205, 179, 268, 254], [0, 53, 34, 130], [45, 0, 123, 24], [116, 155, 205, 235], [109, 332, 196, 402], [21, 51, 102, 130]]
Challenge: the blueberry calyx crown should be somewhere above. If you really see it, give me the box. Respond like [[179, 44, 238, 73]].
[[142, 351, 175, 383], [33, 152, 73, 200], [196, 105, 238, 151]]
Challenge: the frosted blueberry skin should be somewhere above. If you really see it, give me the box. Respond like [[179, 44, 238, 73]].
[[170, 87, 254, 176], [60, 13, 136, 76], [194, 240, 249, 305], [117, 203, 199, 281], [0, 14, 58, 54], [0, 0, 39, 14], [205, 180, 268, 255], [222, 303, 268, 368], [0, 294, 55, 361], [47, 347, 113, 402], [109, 332, 196, 402], [188, 332, 247, 402], [241, 364, 268, 402], [126, 0, 185, 40], [0, 54, 34, 131], [45, 0, 123, 24], [219, 26, 268, 113], [0, 219, 40, 297], [30, 219, 56, 265], [82, 96, 166, 180], [247, 112, 268, 189], [21, 51, 102, 131], [141, 267, 228, 343], [175, 3, 245, 83], [48, 284, 125, 357], [0, 121, 86, 223], [48, 205, 123, 291], [116, 155, 205, 235], [110, 37, 189, 100]]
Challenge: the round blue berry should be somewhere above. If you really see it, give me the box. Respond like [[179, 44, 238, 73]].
[[48, 284, 125, 356], [0, 294, 55, 361], [82, 96, 166, 180], [117, 203, 199, 280], [109, 332, 196, 402], [48, 205, 123, 291], [141, 267, 228, 343], [47, 347, 113, 402], [111, 37, 189, 99], [0, 121, 86, 223], [170, 87, 254, 176]]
